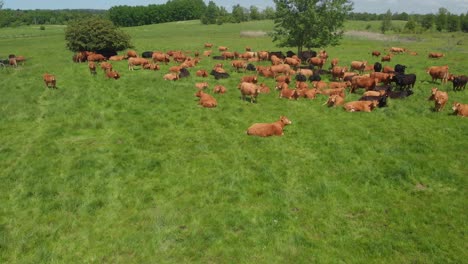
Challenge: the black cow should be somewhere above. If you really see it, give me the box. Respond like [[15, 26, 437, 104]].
[[374, 62, 382, 72], [212, 56, 225, 60], [392, 73, 416, 90], [286, 50, 296, 57], [269, 51, 285, 59], [141, 51, 153, 58], [359, 95, 388, 108], [179, 68, 190, 78], [308, 74, 321, 82], [96, 49, 117, 59], [210, 70, 230, 80], [296, 74, 307, 82], [246, 63, 256, 71], [451, 75, 467, 91], [298, 50, 317, 62], [394, 64, 407, 74], [388, 89, 414, 99]]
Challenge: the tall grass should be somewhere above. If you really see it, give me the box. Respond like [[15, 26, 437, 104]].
[[0, 20, 467, 263]]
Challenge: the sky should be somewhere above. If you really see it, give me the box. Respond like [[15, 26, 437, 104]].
[[2, 0, 468, 14]]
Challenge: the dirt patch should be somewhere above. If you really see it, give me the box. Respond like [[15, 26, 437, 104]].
[[344, 30, 420, 42], [240, 31, 268, 38]]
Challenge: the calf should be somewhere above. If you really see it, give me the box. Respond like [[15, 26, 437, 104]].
[[381, 55, 392, 62], [246, 116, 292, 137], [452, 102, 468, 117], [213, 85, 227, 94], [195, 90, 217, 108], [258, 83, 271, 94], [371, 50, 381, 57], [163, 73, 179, 81], [428, 88, 448, 112], [195, 82, 209, 90], [343, 101, 378, 112], [43, 73, 57, 88], [196, 69, 209, 77]]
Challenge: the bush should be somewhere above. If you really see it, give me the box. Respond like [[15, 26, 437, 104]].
[[39, 26, 45, 30], [65, 17, 132, 52]]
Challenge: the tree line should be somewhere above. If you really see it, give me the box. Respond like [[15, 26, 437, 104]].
[[0, 9, 105, 27]]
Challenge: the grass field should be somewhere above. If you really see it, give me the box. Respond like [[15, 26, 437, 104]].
[[1, 20, 467, 263]]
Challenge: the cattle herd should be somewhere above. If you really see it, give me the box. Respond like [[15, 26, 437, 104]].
[[3, 44, 467, 137]]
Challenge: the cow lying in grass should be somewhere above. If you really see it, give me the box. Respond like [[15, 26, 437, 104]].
[[452, 102, 468, 117], [195, 90, 217, 108], [246, 116, 292, 137], [343, 100, 378, 112]]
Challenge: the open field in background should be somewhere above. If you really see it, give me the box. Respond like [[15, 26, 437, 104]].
[[1, 20, 467, 263]]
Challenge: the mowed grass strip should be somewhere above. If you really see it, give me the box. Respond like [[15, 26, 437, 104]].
[[0, 20, 467, 263]]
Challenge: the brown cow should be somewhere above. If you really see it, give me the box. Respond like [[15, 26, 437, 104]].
[[109, 55, 125, 61], [309, 57, 326, 69], [196, 69, 209, 77], [231, 60, 247, 72], [296, 68, 314, 77], [363, 90, 386, 97], [284, 57, 301, 68], [128, 57, 149, 70], [371, 51, 381, 57], [382, 66, 394, 73], [87, 54, 106, 62], [203, 50, 212, 57], [100, 62, 113, 72], [381, 54, 392, 62], [152, 52, 170, 64], [270, 55, 283, 65], [329, 81, 351, 90], [330, 58, 339, 68], [195, 82, 209, 90], [318, 88, 346, 98], [218, 46, 228, 51], [88, 61, 96, 75], [238, 82, 260, 103], [452, 102, 468, 117], [270, 64, 291, 76], [428, 52, 444, 58], [258, 83, 271, 94], [390, 47, 405, 53], [105, 70, 120, 79], [427, 65, 449, 84], [258, 68, 274, 78], [428, 87, 448, 112], [350, 61, 367, 73], [325, 94, 345, 107], [275, 75, 291, 84], [370, 72, 394, 85], [143, 63, 160, 71], [126, 50, 138, 58], [163, 73, 179, 81], [295, 81, 309, 90], [241, 75, 258, 83], [213, 85, 227, 94], [43, 73, 57, 88], [350, 76, 378, 93], [258, 51, 269, 61], [195, 90, 217, 108], [312, 81, 328, 90], [276, 82, 298, 100], [204, 43, 213, 48], [246, 116, 292, 137], [222, 51, 236, 60], [343, 100, 378, 112], [331, 66, 347, 81]]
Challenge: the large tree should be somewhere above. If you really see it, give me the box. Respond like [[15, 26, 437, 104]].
[[271, 0, 353, 54], [65, 17, 132, 52], [380, 9, 392, 34]]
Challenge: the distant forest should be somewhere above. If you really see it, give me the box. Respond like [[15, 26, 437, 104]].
[[0, 0, 467, 33]]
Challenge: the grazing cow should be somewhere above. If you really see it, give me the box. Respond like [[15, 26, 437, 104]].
[[270, 55, 283, 65], [213, 85, 227, 94], [428, 88, 448, 112], [325, 94, 345, 107], [141, 51, 153, 58], [231, 60, 247, 72], [100, 62, 113, 72], [105, 70, 120, 79], [258, 83, 271, 94], [370, 72, 394, 85], [452, 102, 468, 117], [163, 73, 179, 81], [238, 82, 260, 103], [88, 61, 96, 75], [392, 73, 416, 90], [87, 54, 106, 62], [218, 46, 228, 51], [309, 57, 326, 69], [128, 57, 149, 70], [246, 116, 292, 137], [109, 55, 125, 61], [450, 75, 468, 91], [372, 50, 381, 57], [270, 64, 291, 76], [276, 82, 299, 100], [195, 82, 209, 90], [152, 52, 170, 64], [126, 50, 138, 58], [374, 62, 382, 72], [284, 57, 301, 68], [73, 51, 89, 62], [331, 66, 347, 81], [428, 52, 444, 58], [394, 64, 407, 74], [195, 90, 217, 108], [381, 54, 392, 62], [241, 75, 258, 83], [350, 61, 367, 73], [350, 76, 378, 93], [204, 43, 213, 48], [43, 73, 57, 88], [426, 65, 449, 84], [196, 69, 209, 77], [343, 101, 378, 112]]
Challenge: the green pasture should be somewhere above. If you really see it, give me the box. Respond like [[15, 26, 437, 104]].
[[0, 20, 467, 263]]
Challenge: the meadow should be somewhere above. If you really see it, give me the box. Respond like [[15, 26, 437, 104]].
[[0, 20, 467, 263]]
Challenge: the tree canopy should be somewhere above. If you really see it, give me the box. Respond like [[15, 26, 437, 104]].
[[65, 17, 132, 52], [271, 0, 353, 54]]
